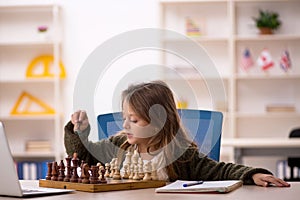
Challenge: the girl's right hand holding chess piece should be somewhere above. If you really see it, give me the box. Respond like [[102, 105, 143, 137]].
[[71, 110, 89, 134]]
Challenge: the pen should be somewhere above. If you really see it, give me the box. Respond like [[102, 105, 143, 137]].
[[182, 180, 204, 187]]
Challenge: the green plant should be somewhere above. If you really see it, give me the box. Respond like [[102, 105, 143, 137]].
[[253, 10, 281, 30]]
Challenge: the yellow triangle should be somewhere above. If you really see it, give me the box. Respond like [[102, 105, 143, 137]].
[[10, 92, 55, 115], [26, 55, 66, 79]]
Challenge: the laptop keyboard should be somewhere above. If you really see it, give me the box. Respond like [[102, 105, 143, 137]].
[[22, 189, 41, 193]]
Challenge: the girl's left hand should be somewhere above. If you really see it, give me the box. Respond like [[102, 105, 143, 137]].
[[252, 173, 290, 187]]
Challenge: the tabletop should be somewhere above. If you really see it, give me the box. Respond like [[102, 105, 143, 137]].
[[1, 180, 299, 200]]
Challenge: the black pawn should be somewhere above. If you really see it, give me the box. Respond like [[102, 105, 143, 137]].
[[70, 153, 79, 183], [58, 160, 65, 181], [45, 162, 52, 180]]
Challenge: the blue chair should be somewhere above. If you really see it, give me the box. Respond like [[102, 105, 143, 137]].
[[97, 109, 223, 161]]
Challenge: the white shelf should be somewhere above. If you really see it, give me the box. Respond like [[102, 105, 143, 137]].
[[0, 2, 64, 162], [235, 74, 300, 80], [0, 79, 56, 84], [222, 138, 300, 148], [164, 36, 229, 43], [0, 115, 56, 121], [160, 0, 227, 4], [235, 112, 300, 118], [235, 34, 300, 41], [160, 0, 300, 142], [0, 40, 61, 46], [12, 152, 55, 159]]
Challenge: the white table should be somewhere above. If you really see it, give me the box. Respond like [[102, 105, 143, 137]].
[[0, 180, 299, 200], [222, 138, 300, 164]]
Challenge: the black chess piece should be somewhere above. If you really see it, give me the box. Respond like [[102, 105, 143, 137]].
[[70, 153, 79, 183], [51, 161, 58, 181], [58, 160, 65, 181], [45, 162, 52, 180], [64, 156, 72, 182]]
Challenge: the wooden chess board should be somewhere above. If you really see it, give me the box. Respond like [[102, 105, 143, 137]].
[[39, 179, 166, 193]]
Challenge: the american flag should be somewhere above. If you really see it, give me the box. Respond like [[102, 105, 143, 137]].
[[280, 50, 291, 72], [257, 49, 274, 71], [241, 48, 254, 71]]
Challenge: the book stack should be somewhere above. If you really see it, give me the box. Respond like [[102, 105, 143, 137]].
[[265, 104, 295, 113], [25, 140, 52, 152], [16, 161, 49, 180]]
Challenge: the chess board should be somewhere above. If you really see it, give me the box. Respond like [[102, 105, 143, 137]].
[[39, 179, 166, 193]]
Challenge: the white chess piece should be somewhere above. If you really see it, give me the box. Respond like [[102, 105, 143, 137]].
[[113, 158, 121, 180], [133, 165, 140, 180], [138, 157, 144, 179], [104, 163, 110, 177], [109, 158, 116, 178], [124, 150, 132, 166], [151, 162, 158, 180], [143, 161, 152, 181], [122, 164, 129, 179]]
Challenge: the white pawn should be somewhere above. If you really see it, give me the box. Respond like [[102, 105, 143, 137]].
[[138, 157, 144, 179], [96, 163, 102, 178], [143, 161, 152, 181], [104, 163, 110, 177], [128, 162, 134, 179], [122, 164, 129, 179], [132, 164, 140, 180], [109, 158, 116, 178], [113, 158, 121, 180], [151, 162, 158, 180]]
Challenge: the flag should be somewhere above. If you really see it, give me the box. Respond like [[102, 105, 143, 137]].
[[241, 48, 254, 71], [280, 50, 291, 72], [257, 49, 274, 71]]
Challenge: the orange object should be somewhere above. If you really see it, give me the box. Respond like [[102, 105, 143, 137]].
[[10, 91, 55, 115], [26, 55, 66, 78]]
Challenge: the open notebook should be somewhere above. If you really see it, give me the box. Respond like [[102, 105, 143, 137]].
[[155, 180, 243, 193], [0, 122, 74, 197]]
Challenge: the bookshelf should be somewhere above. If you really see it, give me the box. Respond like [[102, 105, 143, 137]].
[[0, 2, 64, 172], [160, 0, 300, 163]]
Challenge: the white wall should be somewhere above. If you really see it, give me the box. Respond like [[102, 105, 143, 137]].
[[60, 0, 161, 132]]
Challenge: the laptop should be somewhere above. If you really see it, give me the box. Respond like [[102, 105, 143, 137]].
[[0, 122, 74, 197]]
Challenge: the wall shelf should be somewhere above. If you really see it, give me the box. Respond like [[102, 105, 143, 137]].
[[0, 3, 64, 164], [160, 0, 300, 163]]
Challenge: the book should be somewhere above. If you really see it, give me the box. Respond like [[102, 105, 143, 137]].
[[265, 104, 295, 112], [17, 161, 49, 180], [155, 180, 243, 193], [25, 140, 52, 152]]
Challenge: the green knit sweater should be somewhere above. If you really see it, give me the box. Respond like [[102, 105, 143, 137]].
[[64, 121, 272, 184]]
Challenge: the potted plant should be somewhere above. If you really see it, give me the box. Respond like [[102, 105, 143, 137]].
[[253, 10, 281, 35]]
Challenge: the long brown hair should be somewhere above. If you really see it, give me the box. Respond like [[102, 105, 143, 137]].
[[118, 80, 197, 180]]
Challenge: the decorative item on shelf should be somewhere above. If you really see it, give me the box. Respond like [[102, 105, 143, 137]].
[[240, 48, 254, 72], [252, 10, 281, 35], [265, 104, 295, 113], [37, 25, 49, 40], [177, 99, 188, 109], [257, 48, 274, 72], [10, 91, 55, 116], [26, 55, 66, 79], [185, 17, 205, 37], [279, 50, 292, 73]]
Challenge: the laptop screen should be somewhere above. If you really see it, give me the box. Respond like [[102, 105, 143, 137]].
[[0, 122, 24, 196]]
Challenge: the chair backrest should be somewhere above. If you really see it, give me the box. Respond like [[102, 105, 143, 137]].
[[97, 109, 223, 161]]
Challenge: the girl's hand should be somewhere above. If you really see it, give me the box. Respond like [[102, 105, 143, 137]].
[[252, 173, 290, 187], [71, 110, 89, 133]]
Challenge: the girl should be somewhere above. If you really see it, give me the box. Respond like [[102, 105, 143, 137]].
[[64, 80, 290, 187]]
